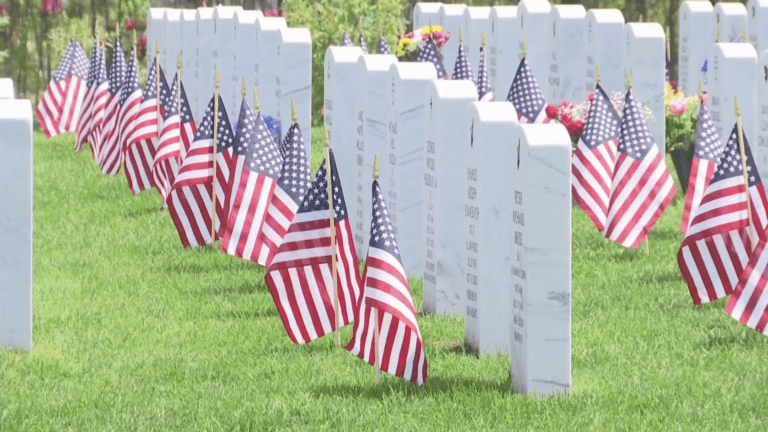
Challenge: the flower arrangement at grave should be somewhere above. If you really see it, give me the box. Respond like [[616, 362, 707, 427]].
[[396, 25, 450, 61], [664, 81, 703, 154]]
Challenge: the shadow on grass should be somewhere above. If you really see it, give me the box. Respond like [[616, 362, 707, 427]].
[[312, 374, 515, 399], [212, 306, 280, 321], [210, 282, 265, 296], [121, 205, 163, 218]]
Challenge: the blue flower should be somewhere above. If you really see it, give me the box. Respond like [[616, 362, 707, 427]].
[[700, 59, 707, 73]]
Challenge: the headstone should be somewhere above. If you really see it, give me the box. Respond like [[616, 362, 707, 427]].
[[463, 7, 492, 79], [548, 5, 587, 104], [413, 2, 443, 30], [255, 17, 287, 119], [163, 9, 182, 87], [463, 101, 518, 356], [678, 1, 714, 96], [357, 54, 399, 256], [147, 8, 168, 71], [748, 0, 768, 53], [623, 23, 666, 153], [489, 6, 519, 98], [439, 4, 468, 78], [423, 80, 477, 316], [277, 27, 312, 159], [196, 7, 215, 121], [708, 43, 757, 153], [0, 78, 14, 99], [756, 50, 768, 181], [519, 0, 553, 99], [234, 10, 263, 114], [713, 2, 747, 44], [585, 9, 625, 97], [324, 46, 364, 235], [213, 6, 243, 119], [386, 62, 437, 277], [0, 99, 33, 351], [180, 10, 198, 118], [510, 123, 572, 398]]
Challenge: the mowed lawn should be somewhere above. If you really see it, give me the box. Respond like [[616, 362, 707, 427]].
[[2, 129, 768, 431]]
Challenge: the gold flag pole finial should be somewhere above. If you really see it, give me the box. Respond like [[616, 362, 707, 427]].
[[626, 69, 632, 90], [291, 99, 297, 123], [743, 28, 748, 43], [522, 39, 527, 58], [716, 24, 720, 43], [373, 154, 380, 180], [595, 64, 601, 85], [155, 38, 160, 56], [429, 19, 433, 38], [735, 95, 756, 249], [133, 29, 137, 48], [215, 70, 220, 91], [177, 52, 182, 71], [241, 77, 247, 98], [698, 78, 704, 100], [481, 31, 486, 49], [253, 89, 260, 113], [324, 125, 330, 149], [459, 27, 463, 45]]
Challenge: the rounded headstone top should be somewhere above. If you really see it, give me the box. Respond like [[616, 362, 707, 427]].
[[389, 61, 439, 81], [586, 8, 625, 24], [213, 5, 243, 20], [440, 4, 468, 17], [552, 4, 587, 19], [714, 2, 747, 15], [680, 0, 714, 13], [0, 99, 31, 121], [490, 6, 517, 19], [0, 78, 15, 99], [711, 41, 758, 59], [748, 0, 768, 8], [196, 8, 214, 19], [325, 46, 363, 63], [625, 22, 665, 38], [467, 101, 517, 123], [358, 54, 398, 72], [236, 9, 263, 24], [278, 27, 312, 44], [257, 16, 287, 31], [163, 9, 181, 20], [464, 6, 492, 19], [415, 2, 443, 14], [181, 9, 197, 20], [519, 0, 551, 15], [429, 79, 478, 100], [519, 122, 571, 147], [149, 8, 168, 20]]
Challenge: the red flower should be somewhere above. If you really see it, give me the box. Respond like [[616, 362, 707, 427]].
[[125, 19, 134, 30], [138, 34, 147, 48], [264, 9, 284, 18], [545, 104, 559, 119], [588, 92, 595, 102], [669, 79, 677, 91]]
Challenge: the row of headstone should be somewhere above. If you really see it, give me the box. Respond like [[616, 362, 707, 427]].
[[0, 78, 34, 352], [325, 49, 571, 396], [146, 7, 311, 158], [412, 2, 666, 152]]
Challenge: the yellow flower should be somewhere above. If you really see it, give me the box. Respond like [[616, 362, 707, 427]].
[[397, 38, 413, 56], [422, 25, 443, 34]]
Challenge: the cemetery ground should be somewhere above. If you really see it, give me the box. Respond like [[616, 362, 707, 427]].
[[1, 131, 767, 431]]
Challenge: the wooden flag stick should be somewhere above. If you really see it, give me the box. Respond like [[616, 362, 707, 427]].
[[735, 96, 755, 249], [291, 99, 297, 124], [156, 39, 161, 137], [743, 28, 747, 43], [324, 127, 341, 347], [626, 69, 632, 90], [177, 52, 182, 115], [373, 153, 381, 386], [211, 70, 220, 243], [715, 24, 720, 43], [698, 78, 704, 100], [481, 30, 486, 50], [596, 64, 601, 84], [522, 39, 527, 58]]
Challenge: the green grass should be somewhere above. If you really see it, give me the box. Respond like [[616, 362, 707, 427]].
[[2, 129, 768, 431]]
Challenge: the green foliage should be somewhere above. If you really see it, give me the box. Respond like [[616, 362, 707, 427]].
[[284, 0, 405, 125]]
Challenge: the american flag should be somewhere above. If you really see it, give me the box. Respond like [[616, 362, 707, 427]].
[[681, 104, 722, 233], [96, 39, 126, 175], [250, 122, 312, 267], [571, 84, 621, 232], [167, 95, 235, 248], [726, 237, 768, 335], [507, 57, 549, 124], [417, 37, 448, 80], [377, 34, 391, 55], [678, 124, 768, 304], [37, 40, 89, 139], [74, 42, 101, 153], [220, 98, 284, 261], [176, 78, 197, 163], [359, 34, 368, 54], [86, 45, 109, 161], [265, 150, 361, 345], [341, 32, 353, 47], [476, 46, 493, 102], [123, 58, 161, 194], [103, 49, 141, 177], [153, 69, 182, 204], [345, 179, 427, 385], [604, 91, 676, 248], [451, 42, 474, 83]]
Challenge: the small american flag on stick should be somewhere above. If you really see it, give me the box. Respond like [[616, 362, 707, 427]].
[[123, 59, 160, 194], [153, 68, 180, 204], [726, 237, 768, 335], [377, 34, 391, 55], [507, 57, 549, 124], [106, 49, 142, 177], [341, 31, 353, 47], [476, 45, 493, 102], [75, 41, 103, 153], [359, 34, 368, 54], [418, 37, 448, 80], [96, 39, 126, 175], [37, 40, 89, 139], [452, 41, 474, 83], [681, 103, 722, 233]]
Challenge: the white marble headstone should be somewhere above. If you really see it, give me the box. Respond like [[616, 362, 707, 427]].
[[147, 8, 168, 72], [623, 23, 666, 153], [548, 5, 587, 104], [357, 55, 399, 256], [180, 10, 198, 119], [489, 6, 519, 99], [234, 10, 263, 115], [510, 123, 572, 398], [439, 4, 468, 79], [708, 43, 757, 153], [163, 9, 182, 86], [463, 101, 517, 356], [713, 2, 747, 44], [519, 0, 552, 99], [277, 27, 312, 159], [325, 46, 363, 231], [255, 17, 287, 119], [748, 0, 768, 53], [0, 78, 14, 99], [585, 9, 625, 97], [386, 62, 437, 277], [413, 2, 443, 30], [0, 99, 33, 351], [423, 80, 477, 316], [196, 7, 215, 120], [463, 7, 492, 79], [213, 6, 242, 119], [756, 51, 768, 181], [678, 1, 713, 96]]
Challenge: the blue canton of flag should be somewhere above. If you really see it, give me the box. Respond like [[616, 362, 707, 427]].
[[377, 35, 391, 55], [417, 38, 448, 80], [452, 43, 475, 83]]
